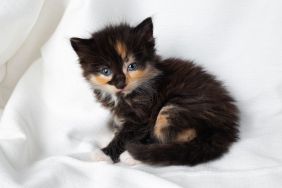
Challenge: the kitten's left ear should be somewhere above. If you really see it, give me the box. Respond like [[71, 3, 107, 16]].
[[134, 17, 154, 42], [70, 37, 91, 56]]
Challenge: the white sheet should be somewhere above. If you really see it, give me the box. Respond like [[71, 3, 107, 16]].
[[0, 0, 43, 109], [0, 0, 45, 85], [1, 0, 282, 187], [0, 0, 44, 65], [0, 0, 70, 109]]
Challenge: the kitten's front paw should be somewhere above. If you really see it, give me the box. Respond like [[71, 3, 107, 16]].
[[90, 149, 113, 163], [120, 151, 141, 166], [102, 147, 120, 163]]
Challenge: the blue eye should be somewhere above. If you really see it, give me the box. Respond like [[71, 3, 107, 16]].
[[127, 63, 138, 71], [100, 68, 112, 76]]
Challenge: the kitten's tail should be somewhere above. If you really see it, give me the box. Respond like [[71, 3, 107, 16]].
[[126, 139, 230, 166]]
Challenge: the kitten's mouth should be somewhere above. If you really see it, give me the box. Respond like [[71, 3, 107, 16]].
[[116, 87, 129, 95], [117, 88, 126, 93]]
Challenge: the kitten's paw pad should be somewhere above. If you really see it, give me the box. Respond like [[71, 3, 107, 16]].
[[120, 151, 141, 165], [90, 149, 113, 163]]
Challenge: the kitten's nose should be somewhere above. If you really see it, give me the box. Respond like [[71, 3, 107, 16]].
[[115, 74, 126, 89], [116, 81, 126, 89]]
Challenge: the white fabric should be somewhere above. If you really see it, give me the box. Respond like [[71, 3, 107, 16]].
[[0, 64, 5, 82], [1, 0, 282, 187], [0, 0, 69, 109], [0, 0, 44, 81], [0, 108, 2, 120]]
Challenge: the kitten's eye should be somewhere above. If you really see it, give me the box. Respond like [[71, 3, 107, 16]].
[[127, 63, 138, 71], [100, 68, 112, 76]]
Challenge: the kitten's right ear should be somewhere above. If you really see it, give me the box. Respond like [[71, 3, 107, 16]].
[[134, 17, 154, 42], [70, 37, 91, 55]]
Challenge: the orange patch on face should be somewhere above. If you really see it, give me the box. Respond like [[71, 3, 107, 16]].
[[88, 74, 111, 85], [127, 70, 146, 81], [123, 61, 161, 94], [124, 65, 160, 93], [88, 74, 119, 94], [115, 40, 127, 60], [176, 129, 197, 142]]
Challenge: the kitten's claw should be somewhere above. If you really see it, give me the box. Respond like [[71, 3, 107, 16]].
[[120, 151, 142, 165], [90, 149, 113, 163]]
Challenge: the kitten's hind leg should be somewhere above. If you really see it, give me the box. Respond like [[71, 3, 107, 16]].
[[120, 151, 142, 165], [154, 104, 197, 143]]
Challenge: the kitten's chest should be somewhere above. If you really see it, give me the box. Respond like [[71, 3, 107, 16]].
[[114, 94, 156, 123], [94, 89, 116, 110]]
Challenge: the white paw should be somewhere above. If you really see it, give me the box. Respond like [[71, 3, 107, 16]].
[[90, 149, 113, 163], [120, 151, 141, 166]]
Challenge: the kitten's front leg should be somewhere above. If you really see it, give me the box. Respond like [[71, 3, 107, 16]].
[[102, 123, 146, 163], [101, 132, 125, 163]]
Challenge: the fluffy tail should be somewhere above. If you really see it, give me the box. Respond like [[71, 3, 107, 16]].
[[126, 139, 231, 166]]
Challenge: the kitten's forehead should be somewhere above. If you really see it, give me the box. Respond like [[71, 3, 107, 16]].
[[83, 22, 155, 71], [93, 33, 131, 65], [115, 40, 127, 60]]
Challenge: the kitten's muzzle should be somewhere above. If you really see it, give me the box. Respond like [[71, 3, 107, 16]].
[[115, 81, 126, 89], [112, 74, 126, 89]]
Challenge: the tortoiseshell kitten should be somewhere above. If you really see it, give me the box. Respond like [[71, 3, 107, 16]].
[[70, 17, 239, 165]]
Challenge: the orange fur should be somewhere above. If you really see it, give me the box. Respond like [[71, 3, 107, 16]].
[[154, 114, 169, 142], [128, 70, 147, 81], [115, 41, 127, 60], [87, 74, 119, 93], [124, 65, 160, 94], [176, 129, 197, 142], [154, 105, 174, 142], [88, 74, 111, 85]]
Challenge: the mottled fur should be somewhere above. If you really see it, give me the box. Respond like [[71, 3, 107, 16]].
[[70, 17, 239, 165]]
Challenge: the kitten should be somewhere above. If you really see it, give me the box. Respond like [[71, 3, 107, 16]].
[[70, 17, 239, 165]]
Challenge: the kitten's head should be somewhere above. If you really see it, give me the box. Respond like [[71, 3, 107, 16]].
[[70, 17, 159, 95]]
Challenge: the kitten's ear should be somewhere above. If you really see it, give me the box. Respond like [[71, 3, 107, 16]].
[[134, 17, 153, 42], [70, 37, 91, 56]]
